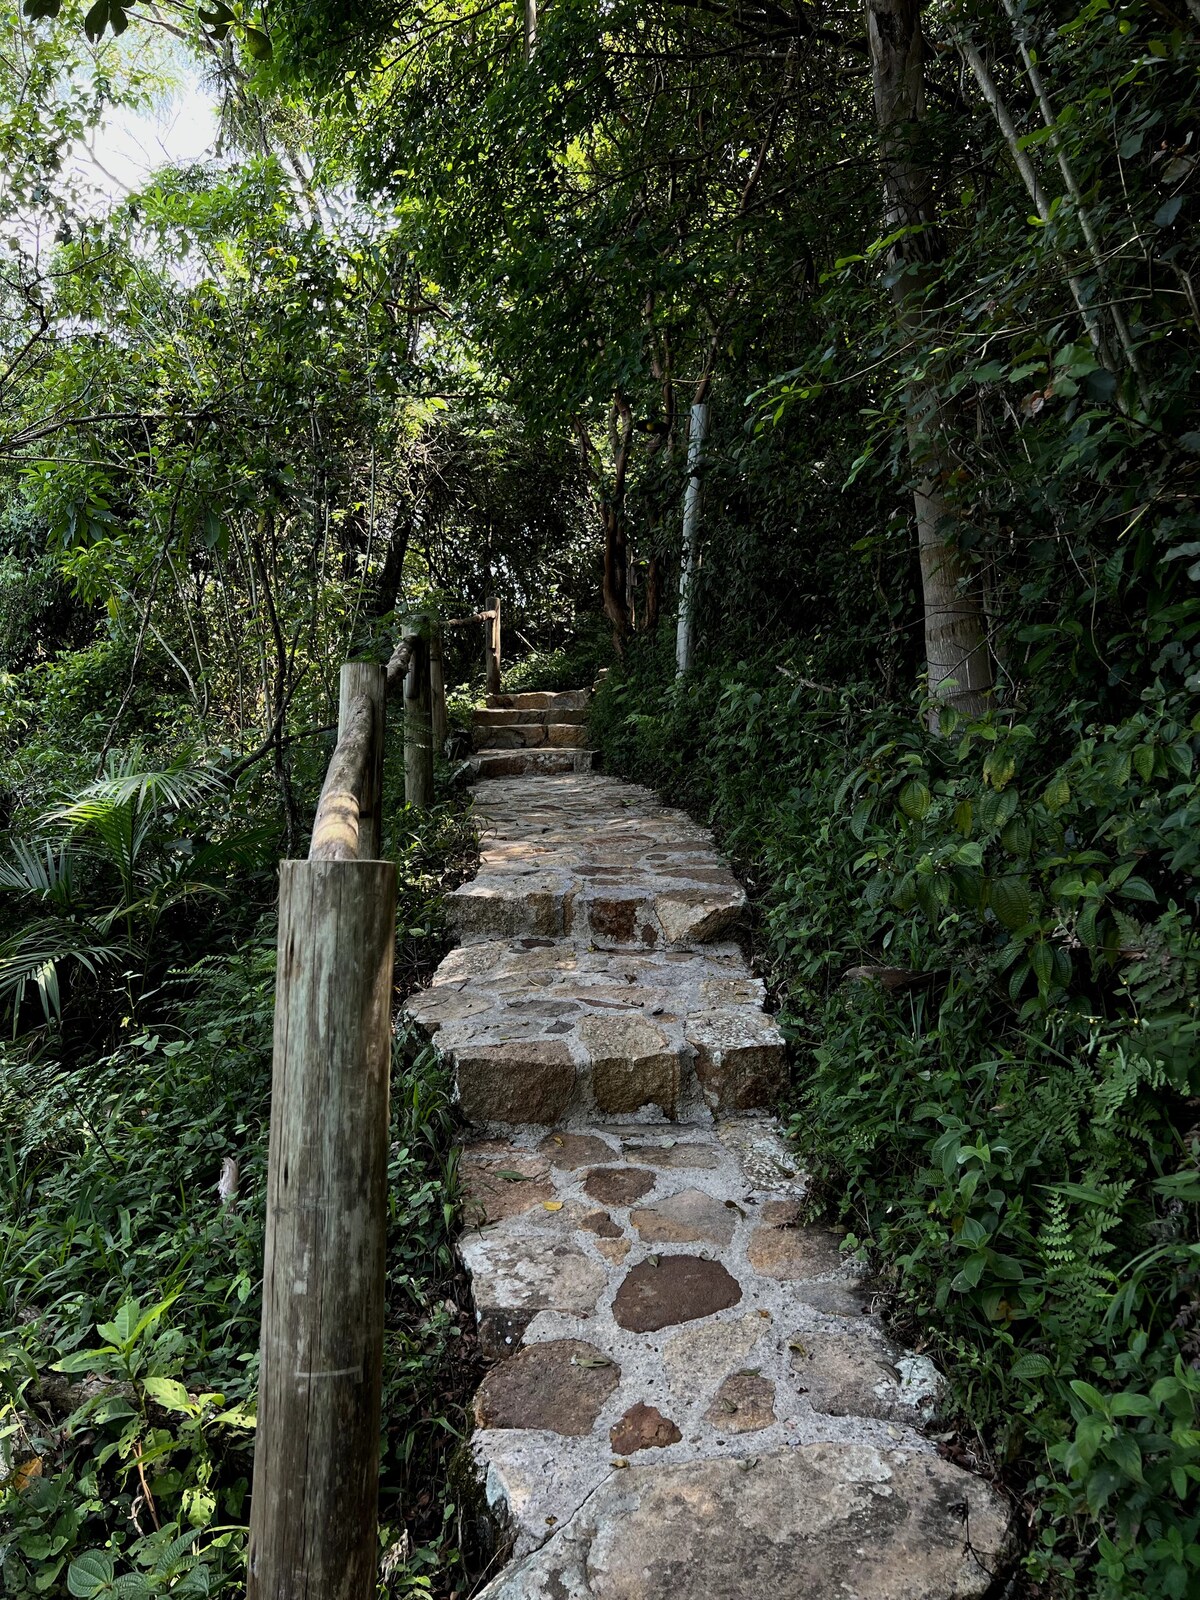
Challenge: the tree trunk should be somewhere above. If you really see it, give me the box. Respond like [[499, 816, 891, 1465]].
[[371, 511, 412, 620], [675, 400, 708, 676], [867, 0, 994, 725], [404, 635, 434, 808], [643, 552, 663, 634]]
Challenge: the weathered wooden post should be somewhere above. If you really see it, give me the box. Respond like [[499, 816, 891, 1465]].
[[247, 659, 397, 1600], [429, 624, 448, 757], [483, 595, 502, 697], [404, 629, 434, 808]]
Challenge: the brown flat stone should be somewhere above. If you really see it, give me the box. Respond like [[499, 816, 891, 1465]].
[[588, 896, 639, 942], [704, 1372, 776, 1433], [538, 1130, 617, 1168], [622, 1141, 720, 1170], [612, 1254, 742, 1333], [595, 1237, 631, 1264], [630, 1188, 736, 1247], [581, 1210, 622, 1239], [456, 1041, 576, 1126], [746, 1202, 844, 1280], [462, 1154, 554, 1224], [584, 1167, 656, 1207], [610, 1402, 682, 1454], [474, 1339, 619, 1436]]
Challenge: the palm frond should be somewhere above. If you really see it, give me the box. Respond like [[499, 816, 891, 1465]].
[[44, 758, 224, 831], [0, 920, 126, 1027], [0, 840, 76, 908]]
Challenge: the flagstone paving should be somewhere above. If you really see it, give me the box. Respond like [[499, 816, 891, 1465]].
[[406, 689, 1013, 1597]]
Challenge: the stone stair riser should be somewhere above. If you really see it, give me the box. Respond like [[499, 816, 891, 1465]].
[[474, 707, 589, 727], [468, 750, 596, 779], [472, 724, 590, 752], [449, 883, 743, 951], [488, 689, 590, 712]]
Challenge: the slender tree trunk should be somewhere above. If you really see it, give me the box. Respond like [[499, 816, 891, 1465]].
[[867, 0, 993, 725], [643, 552, 663, 634], [999, 0, 1149, 408], [524, 0, 537, 60], [675, 400, 708, 676], [957, 35, 1111, 369], [372, 510, 412, 619]]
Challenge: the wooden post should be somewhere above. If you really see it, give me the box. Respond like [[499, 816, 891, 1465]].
[[429, 625, 448, 757], [484, 595, 502, 697], [404, 633, 434, 807], [247, 857, 397, 1600]]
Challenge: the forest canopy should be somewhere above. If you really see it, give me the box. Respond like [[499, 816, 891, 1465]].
[[1, 2, 1198, 1598]]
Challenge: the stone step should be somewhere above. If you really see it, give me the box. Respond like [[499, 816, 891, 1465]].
[[469, 749, 596, 780], [472, 723, 590, 752], [489, 689, 591, 713], [406, 938, 786, 1124], [453, 1121, 1011, 1595], [474, 707, 590, 728], [450, 774, 744, 948]]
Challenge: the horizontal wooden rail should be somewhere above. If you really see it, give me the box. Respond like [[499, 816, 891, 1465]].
[[444, 606, 497, 627]]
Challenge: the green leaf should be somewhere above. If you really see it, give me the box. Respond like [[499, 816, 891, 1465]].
[[143, 1376, 192, 1413], [1070, 1379, 1111, 1416], [242, 25, 273, 60], [898, 780, 931, 820], [68, 1552, 115, 1598], [991, 877, 1033, 932], [1116, 875, 1157, 904], [1110, 1391, 1158, 1418], [52, 1347, 118, 1374]]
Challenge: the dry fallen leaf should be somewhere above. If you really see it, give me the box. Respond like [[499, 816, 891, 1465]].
[[788, 1340, 809, 1358], [572, 1355, 613, 1369], [9, 1457, 42, 1492], [542, 1200, 564, 1212], [645, 1254, 660, 1268], [611, 1457, 629, 1469], [496, 1170, 527, 1182]]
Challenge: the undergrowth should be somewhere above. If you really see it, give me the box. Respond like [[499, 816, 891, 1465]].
[[591, 636, 1200, 1600]]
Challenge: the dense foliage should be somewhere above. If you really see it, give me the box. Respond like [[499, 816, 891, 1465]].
[[1, 0, 1198, 1595]]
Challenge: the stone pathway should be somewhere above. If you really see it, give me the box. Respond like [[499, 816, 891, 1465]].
[[407, 690, 1012, 1599]]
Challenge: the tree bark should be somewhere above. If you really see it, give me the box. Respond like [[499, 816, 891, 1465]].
[[404, 634, 434, 808], [867, 0, 994, 725], [675, 400, 709, 676], [371, 510, 412, 620]]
